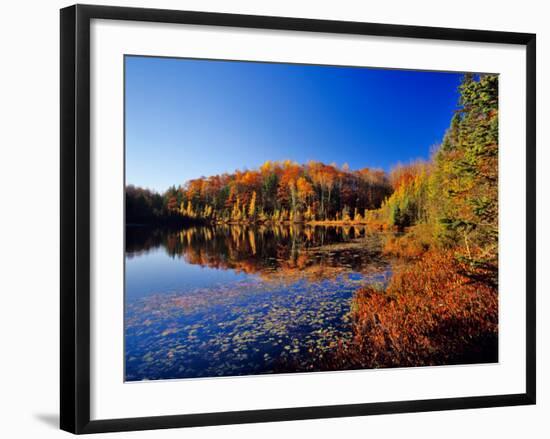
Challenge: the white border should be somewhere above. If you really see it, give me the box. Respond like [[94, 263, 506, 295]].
[[90, 19, 526, 420]]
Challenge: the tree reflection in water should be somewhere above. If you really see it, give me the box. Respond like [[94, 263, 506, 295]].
[[127, 224, 388, 281], [125, 224, 391, 381]]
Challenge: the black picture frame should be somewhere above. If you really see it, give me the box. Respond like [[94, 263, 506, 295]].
[[60, 4, 536, 434]]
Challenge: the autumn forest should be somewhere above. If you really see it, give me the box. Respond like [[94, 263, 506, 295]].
[[125, 63, 499, 380]]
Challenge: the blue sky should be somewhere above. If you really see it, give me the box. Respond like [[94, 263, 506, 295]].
[[125, 56, 464, 193]]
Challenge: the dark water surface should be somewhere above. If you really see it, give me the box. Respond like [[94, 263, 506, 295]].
[[125, 224, 391, 381]]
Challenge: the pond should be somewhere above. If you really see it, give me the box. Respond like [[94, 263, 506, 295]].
[[125, 224, 392, 381]]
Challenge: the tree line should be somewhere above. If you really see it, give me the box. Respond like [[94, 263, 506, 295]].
[[126, 161, 392, 224]]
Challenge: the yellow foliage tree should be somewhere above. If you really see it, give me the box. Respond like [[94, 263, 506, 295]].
[[248, 191, 257, 219]]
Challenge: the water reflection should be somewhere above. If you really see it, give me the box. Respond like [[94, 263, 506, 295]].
[[125, 224, 391, 381], [127, 224, 386, 280]]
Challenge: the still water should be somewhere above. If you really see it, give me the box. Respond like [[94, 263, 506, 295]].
[[125, 224, 391, 381]]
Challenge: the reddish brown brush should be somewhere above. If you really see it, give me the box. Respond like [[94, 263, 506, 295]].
[[335, 250, 498, 368]]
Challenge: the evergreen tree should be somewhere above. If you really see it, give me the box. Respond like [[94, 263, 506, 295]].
[[432, 74, 499, 284]]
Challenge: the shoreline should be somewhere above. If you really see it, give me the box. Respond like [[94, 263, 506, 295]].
[[127, 219, 393, 230]]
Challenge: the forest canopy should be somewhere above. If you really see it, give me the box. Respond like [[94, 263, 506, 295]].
[[126, 161, 392, 224]]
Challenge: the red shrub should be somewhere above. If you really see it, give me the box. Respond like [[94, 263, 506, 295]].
[[325, 249, 498, 369]]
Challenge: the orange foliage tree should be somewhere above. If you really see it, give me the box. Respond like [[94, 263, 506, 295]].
[[129, 160, 393, 224]]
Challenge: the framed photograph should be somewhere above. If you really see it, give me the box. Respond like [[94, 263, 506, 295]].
[[60, 4, 536, 434]]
